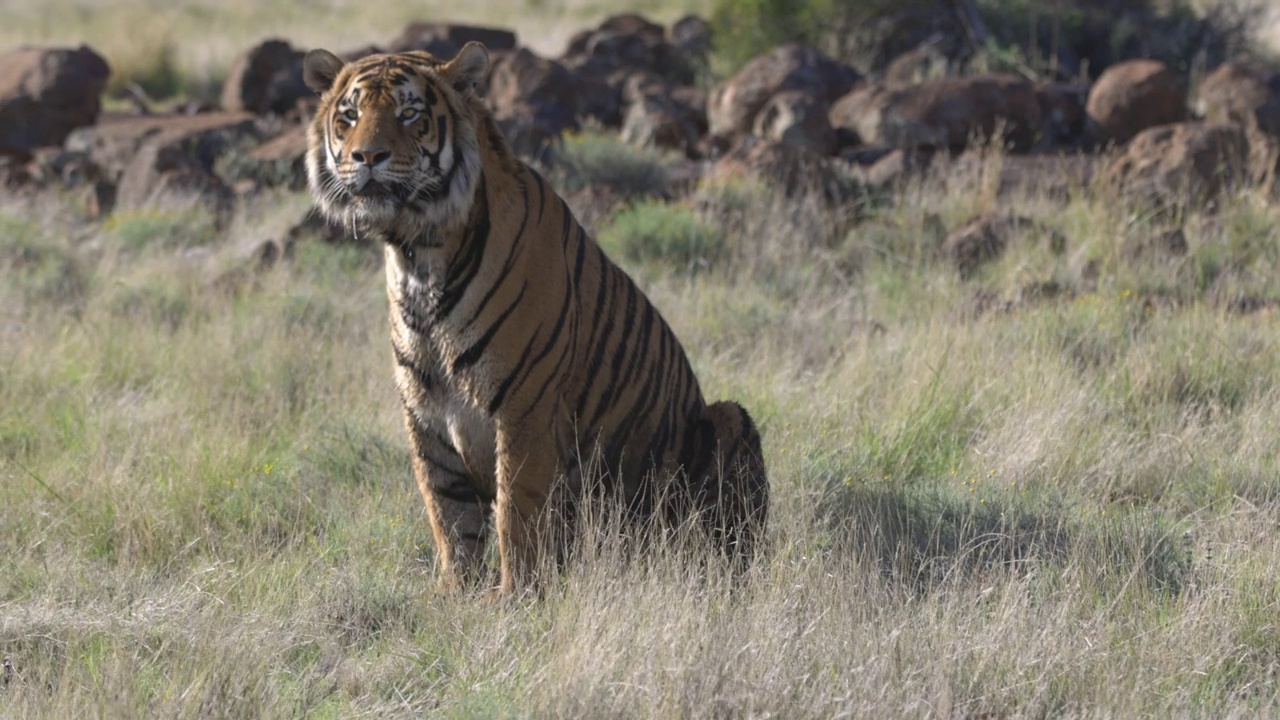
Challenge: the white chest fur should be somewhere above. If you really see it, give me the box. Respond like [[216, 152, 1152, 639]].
[[385, 244, 498, 486]]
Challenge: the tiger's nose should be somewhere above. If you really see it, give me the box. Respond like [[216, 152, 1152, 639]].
[[351, 147, 391, 167]]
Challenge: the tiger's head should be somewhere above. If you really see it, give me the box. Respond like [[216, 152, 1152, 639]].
[[302, 43, 490, 237]]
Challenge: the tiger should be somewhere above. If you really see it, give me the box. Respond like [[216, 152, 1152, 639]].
[[302, 41, 769, 594]]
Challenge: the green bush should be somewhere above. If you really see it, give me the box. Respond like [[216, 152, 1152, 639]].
[[709, 0, 1264, 79], [598, 200, 725, 271], [549, 129, 671, 198]]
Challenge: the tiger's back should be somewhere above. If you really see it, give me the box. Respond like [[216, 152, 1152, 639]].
[[303, 42, 767, 593]]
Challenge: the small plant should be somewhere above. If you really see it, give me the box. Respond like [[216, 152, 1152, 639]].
[[547, 128, 672, 198], [598, 200, 725, 272]]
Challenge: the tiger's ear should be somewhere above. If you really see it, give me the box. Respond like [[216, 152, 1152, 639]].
[[443, 42, 489, 94], [303, 49, 345, 94]]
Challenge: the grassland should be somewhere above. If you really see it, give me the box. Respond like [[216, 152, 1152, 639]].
[[3, 124, 1280, 717]]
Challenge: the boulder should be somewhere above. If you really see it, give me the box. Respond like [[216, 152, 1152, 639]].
[[1085, 59, 1186, 146], [830, 75, 1043, 152], [943, 214, 1051, 278], [1104, 121, 1250, 207], [1035, 83, 1087, 148], [389, 22, 517, 56], [883, 37, 953, 88], [214, 124, 309, 191], [485, 48, 580, 145], [670, 15, 711, 62], [0, 45, 110, 154], [220, 39, 310, 116], [1193, 62, 1280, 138], [559, 13, 695, 126], [712, 137, 862, 203], [65, 112, 259, 216], [708, 44, 860, 141], [620, 75, 701, 156], [563, 13, 666, 61], [751, 90, 837, 155]]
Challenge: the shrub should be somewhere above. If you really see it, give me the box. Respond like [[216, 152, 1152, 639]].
[[547, 128, 671, 198], [598, 200, 725, 272], [709, 0, 1267, 79]]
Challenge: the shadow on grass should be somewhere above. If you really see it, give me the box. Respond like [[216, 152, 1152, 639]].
[[817, 483, 1192, 596]]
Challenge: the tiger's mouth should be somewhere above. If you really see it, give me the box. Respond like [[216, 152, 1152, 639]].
[[351, 179, 393, 199]]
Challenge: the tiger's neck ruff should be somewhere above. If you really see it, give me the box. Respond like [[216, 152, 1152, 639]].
[[303, 43, 492, 252]]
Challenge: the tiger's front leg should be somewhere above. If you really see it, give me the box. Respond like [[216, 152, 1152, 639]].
[[406, 417, 493, 593], [493, 419, 562, 594]]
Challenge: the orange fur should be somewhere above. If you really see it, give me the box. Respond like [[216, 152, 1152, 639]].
[[304, 43, 768, 593]]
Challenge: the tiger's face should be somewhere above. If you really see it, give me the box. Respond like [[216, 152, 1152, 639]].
[[303, 43, 489, 234]]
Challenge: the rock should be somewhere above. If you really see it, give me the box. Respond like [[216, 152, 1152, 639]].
[[943, 214, 1044, 278], [621, 90, 700, 156], [708, 44, 860, 141], [559, 13, 695, 127], [216, 124, 308, 190], [1035, 83, 1087, 148], [65, 112, 259, 217], [670, 15, 711, 62], [0, 45, 110, 154], [485, 48, 580, 142], [1086, 59, 1186, 146], [220, 39, 310, 116], [751, 90, 837, 155], [1104, 121, 1250, 208], [712, 137, 862, 203], [1194, 62, 1280, 138], [883, 37, 953, 88], [389, 22, 517, 55], [830, 75, 1043, 152], [861, 148, 934, 189], [566, 13, 665, 51]]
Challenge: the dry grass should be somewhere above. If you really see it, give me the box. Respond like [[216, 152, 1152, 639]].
[[5, 130, 1280, 718]]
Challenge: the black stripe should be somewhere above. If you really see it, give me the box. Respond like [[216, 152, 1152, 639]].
[[437, 181, 491, 318], [496, 255, 576, 413], [393, 343, 433, 390], [427, 469, 484, 504], [597, 299, 655, 424], [513, 336, 574, 425], [531, 170, 548, 224], [575, 252, 619, 419], [396, 297, 434, 336], [486, 325, 542, 415], [589, 284, 640, 426], [461, 177, 530, 329], [452, 281, 527, 373]]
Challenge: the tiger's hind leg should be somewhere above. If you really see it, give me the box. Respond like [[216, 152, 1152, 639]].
[[407, 423, 493, 594], [685, 401, 770, 572]]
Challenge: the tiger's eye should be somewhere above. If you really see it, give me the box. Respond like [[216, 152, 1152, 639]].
[[400, 108, 420, 124], [342, 108, 358, 123]]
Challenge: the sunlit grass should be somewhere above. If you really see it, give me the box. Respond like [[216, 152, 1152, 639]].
[[5, 130, 1280, 716]]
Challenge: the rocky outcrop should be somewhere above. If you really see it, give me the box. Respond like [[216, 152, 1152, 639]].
[[388, 22, 517, 55], [0, 45, 110, 154], [830, 75, 1043, 152], [220, 39, 310, 116], [1104, 122, 1250, 207], [1085, 60, 1186, 146], [65, 112, 259, 217], [752, 90, 837, 156], [1194, 63, 1280, 139], [708, 44, 860, 142]]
